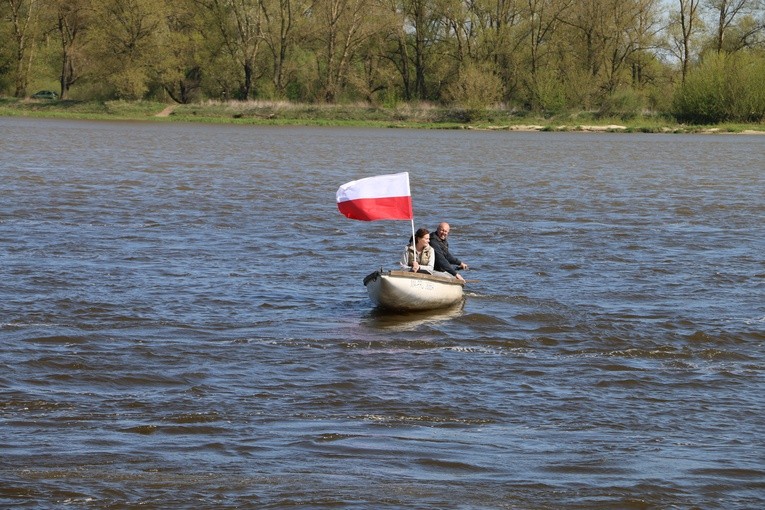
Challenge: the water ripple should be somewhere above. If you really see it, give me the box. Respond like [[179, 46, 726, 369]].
[[1, 120, 763, 509]]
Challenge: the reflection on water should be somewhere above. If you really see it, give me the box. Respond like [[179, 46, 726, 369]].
[[364, 301, 466, 331]]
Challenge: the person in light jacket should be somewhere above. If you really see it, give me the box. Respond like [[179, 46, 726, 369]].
[[400, 228, 435, 274]]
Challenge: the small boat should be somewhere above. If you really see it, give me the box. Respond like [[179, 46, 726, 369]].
[[363, 269, 465, 311]]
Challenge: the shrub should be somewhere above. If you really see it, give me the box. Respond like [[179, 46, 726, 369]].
[[598, 89, 645, 120], [524, 69, 567, 115], [673, 52, 765, 124], [110, 68, 150, 100], [443, 64, 504, 117]]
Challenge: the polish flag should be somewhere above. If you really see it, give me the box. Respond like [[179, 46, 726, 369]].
[[336, 172, 413, 221]]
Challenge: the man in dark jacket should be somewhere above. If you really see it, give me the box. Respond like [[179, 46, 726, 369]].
[[430, 222, 468, 282]]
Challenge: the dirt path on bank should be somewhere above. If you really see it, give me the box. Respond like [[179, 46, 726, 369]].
[[156, 105, 177, 117]]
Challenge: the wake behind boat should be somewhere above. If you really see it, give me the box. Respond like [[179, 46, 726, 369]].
[[363, 270, 465, 311]]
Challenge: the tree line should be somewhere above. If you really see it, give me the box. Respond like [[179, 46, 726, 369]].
[[2, 0, 765, 122]]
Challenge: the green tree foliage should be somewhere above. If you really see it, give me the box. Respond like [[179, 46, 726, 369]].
[[310, 0, 389, 102], [259, 0, 310, 98], [672, 50, 765, 123], [4, 0, 42, 97], [705, 0, 764, 53], [1, 0, 764, 124], [50, 0, 90, 99], [194, 0, 265, 100], [87, 0, 170, 99], [443, 62, 503, 113], [157, 1, 204, 103]]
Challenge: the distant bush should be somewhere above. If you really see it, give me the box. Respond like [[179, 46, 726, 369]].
[[443, 64, 504, 119], [673, 52, 765, 124], [598, 89, 645, 120], [111, 68, 150, 100], [522, 69, 568, 115]]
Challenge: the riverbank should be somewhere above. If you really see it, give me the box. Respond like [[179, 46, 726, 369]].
[[2, 96, 763, 133]]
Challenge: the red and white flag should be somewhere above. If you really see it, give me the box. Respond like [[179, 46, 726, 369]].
[[336, 172, 413, 221]]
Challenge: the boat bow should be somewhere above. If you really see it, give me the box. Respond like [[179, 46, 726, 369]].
[[363, 270, 465, 311]]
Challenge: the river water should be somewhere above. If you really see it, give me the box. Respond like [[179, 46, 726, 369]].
[[1, 117, 763, 509]]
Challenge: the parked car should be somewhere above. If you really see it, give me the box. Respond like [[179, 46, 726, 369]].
[[31, 90, 58, 100]]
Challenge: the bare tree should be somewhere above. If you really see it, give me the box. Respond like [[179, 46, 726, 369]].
[[669, 0, 703, 82], [196, 0, 264, 99], [382, 0, 413, 99], [5, 0, 40, 97], [52, 0, 89, 99], [524, 0, 573, 108], [396, 0, 443, 100], [602, 0, 663, 93], [315, 0, 383, 102], [483, 0, 524, 100], [706, 0, 762, 52], [261, 0, 307, 96]]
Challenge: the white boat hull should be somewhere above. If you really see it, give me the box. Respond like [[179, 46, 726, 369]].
[[363, 270, 465, 311]]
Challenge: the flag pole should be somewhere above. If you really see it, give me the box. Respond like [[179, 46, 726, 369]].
[[410, 218, 416, 270], [408, 172, 416, 271]]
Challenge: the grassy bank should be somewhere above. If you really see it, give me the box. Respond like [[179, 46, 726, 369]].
[[2, 96, 763, 133]]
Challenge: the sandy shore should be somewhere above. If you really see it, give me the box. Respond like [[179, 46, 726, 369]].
[[482, 123, 765, 134]]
